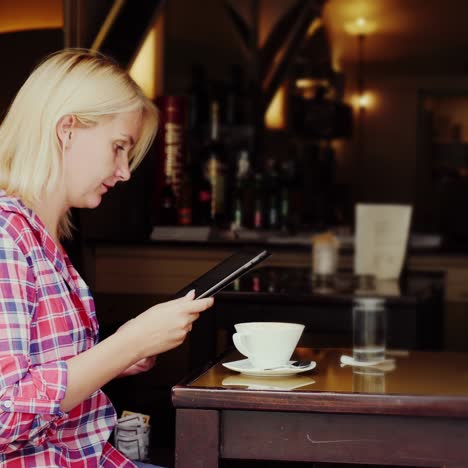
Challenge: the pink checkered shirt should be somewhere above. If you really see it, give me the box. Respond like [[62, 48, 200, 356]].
[[0, 191, 135, 467]]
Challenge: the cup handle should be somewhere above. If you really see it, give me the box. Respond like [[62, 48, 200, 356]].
[[232, 332, 251, 358]]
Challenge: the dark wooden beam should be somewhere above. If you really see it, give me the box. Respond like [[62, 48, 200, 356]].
[[261, 0, 325, 112]]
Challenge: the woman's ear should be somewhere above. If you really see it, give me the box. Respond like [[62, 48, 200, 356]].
[[56, 114, 76, 146]]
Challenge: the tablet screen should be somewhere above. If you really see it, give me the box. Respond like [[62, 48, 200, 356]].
[[173, 248, 271, 299]]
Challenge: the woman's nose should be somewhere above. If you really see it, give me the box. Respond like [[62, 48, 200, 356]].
[[115, 154, 131, 181]]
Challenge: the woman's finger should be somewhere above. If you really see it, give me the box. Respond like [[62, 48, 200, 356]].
[[158, 296, 213, 315], [161, 289, 196, 307], [187, 297, 214, 313], [185, 312, 200, 331]]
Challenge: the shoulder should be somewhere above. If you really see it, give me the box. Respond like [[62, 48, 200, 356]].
[[0, 209, 31, 238], [0, 206, 38, 307], [0, 197, 40, 259]]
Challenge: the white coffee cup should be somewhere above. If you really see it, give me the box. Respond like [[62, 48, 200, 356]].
[[232, 322, 305, 369]]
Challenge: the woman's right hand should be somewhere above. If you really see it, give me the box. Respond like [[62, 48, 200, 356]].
[[116, 290, 214, 360], [60, 291, 213, 412]]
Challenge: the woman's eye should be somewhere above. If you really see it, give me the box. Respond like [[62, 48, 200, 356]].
[[115, 144, 125, 153]]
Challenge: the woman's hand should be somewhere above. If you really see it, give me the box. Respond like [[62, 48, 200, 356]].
[[117, 290, 214, 361], [118, 356, 157, 378], [60, 291, 213, 412]]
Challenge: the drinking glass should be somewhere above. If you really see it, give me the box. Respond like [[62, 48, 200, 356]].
[[352, 367, 386, 393], [352, 297, 386, 363]]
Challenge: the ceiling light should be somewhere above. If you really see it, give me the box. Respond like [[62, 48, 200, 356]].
[[344, 17, 377, 36]]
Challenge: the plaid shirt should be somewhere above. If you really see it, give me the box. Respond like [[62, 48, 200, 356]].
[[0, 192, 135, 467]]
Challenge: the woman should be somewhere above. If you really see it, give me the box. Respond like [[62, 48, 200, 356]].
[[0, 49, 213, 467]]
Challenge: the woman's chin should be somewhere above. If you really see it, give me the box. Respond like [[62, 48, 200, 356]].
[[80, 194, 102, 210], [90, 198, 103, 209]]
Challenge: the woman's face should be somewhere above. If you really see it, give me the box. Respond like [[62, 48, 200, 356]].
[[63, 110, 143, 210]]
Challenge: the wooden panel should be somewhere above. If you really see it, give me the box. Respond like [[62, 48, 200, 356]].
[[221, 411, 468, 466], [408, 255, 468, 270], [93, 246, 234, 294], [265, 250, 310, 268], [409, 255, 468, 303], [87, 244, 468, 306], [445, 302, 468, 351], [365, 254, 468, 304], [90, 245, 311, 294], [446, 269, 468, 302], [175, 409, 219, 468]]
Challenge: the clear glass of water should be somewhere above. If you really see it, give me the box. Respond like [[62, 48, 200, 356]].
[[352, 297, 386, 363], [353, 367, 386, 393]]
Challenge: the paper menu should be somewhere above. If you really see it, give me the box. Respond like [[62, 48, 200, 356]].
[[354, 204, 412, 280]]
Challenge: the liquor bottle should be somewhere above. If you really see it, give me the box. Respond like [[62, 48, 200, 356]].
[[203, 100, 229, 226], [232, 182, 243, 230], [253, 172, 264, 230], [177, 170, 193, 226], [264, 158, 280, 230], [279, 160, 295, 233], [159, 175, 178, 225], [231, 150, 251, 229], [154, 96, 187, 200], [192, 160, 212, 226], [177, 142, 195, 226]]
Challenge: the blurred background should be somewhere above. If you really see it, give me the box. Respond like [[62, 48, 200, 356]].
[[4, 0, 468, 241]]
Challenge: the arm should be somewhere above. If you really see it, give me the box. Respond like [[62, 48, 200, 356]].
[[118, 356, 157, 378], [59, 291, 212, 412], [0, 233, 68, 452], [0, 227, 214, 448]]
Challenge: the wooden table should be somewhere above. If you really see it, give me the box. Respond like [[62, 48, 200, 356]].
[[172, 348, 468, 467]]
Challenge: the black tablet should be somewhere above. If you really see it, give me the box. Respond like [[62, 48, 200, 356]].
[[173, 247, 271, 299]]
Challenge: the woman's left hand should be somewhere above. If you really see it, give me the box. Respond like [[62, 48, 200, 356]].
[[118, 356, 157, 378]]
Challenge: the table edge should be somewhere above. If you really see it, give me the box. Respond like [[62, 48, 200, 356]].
[[171, 386, 468, 418]]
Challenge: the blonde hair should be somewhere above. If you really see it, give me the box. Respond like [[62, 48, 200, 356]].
[[0, 48, 158, 237]]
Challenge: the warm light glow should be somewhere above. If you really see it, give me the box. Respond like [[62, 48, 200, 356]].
[[344, 17, 377, 36], [265, 85, 286, 130], [358, 93, 370, 108], [0, 0, 62, 33], [296, 79, 330, 100], [295, 78, 329, 89], [130, 26, 157, 100], [295, 80, 336, 100], [306, 18, 322, 37], [332, 45, 343, 72], [351, 92, 376, 110]]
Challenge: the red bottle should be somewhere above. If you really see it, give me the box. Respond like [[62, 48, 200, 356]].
[[154, 96, 187, 224]]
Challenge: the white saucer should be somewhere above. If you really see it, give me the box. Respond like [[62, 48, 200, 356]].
[[223, 359, 316, 377]]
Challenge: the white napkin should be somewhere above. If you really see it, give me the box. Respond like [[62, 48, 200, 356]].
[[340, 355, 396, 371], [222, 375, 315, 391]]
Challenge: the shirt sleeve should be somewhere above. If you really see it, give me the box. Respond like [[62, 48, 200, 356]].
[[0, 230, 68, 453]]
